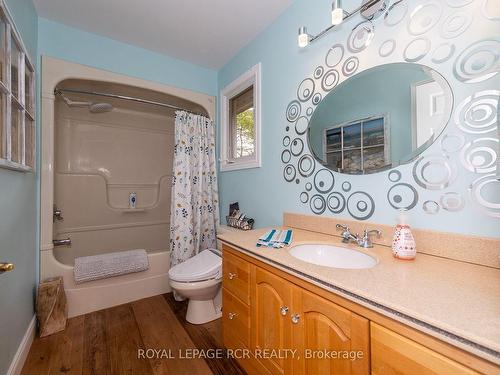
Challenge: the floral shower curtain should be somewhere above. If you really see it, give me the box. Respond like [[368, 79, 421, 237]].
[[169, 110, 219, 273]]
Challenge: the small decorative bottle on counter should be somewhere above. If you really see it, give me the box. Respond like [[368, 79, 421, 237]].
[[392, 209, 416, 260]]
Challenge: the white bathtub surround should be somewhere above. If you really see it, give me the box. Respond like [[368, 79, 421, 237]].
[[169, 111, 220, 300], [74, 249, 149, 283]]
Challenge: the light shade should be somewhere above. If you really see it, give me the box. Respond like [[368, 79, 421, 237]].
[[297, 26, 309, 48], [331, 0, 344, 25]]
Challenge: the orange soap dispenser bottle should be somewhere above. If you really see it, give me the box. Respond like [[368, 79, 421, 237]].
[[392, 209, 416, 260]]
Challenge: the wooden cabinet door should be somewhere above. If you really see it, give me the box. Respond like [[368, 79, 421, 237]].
[[371, 323, 478, 375], [252, 267, 293, 375], [293, 289, 370, 375]]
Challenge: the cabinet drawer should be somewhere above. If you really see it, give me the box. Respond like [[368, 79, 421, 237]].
[[371, 323, 478, 375], [222, 247, 250, 304], [222, 288, 250, 349]]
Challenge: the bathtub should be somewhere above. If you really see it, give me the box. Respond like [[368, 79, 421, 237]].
[[40, 247, 171, 318]]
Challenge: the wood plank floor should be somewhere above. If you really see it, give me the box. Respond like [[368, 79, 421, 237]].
[[22, 294, 246, 375]]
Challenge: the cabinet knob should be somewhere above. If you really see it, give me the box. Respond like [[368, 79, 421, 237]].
[[280, 306, 289, 316], [228, 272, 237, 280], [291, 313, 300, 324], [228, 312, 237, 320]]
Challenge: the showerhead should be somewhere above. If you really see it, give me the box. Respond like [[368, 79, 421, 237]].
[[89, 102, 114, 113], [56, 90, 113, 114]]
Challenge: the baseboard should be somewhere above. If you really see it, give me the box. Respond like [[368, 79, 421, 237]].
[[7, 315, 36, 375]]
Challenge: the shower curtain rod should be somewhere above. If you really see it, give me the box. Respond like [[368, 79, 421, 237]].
[[54, 88, 209, 117]]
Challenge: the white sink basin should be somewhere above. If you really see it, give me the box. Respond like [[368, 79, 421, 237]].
[[289, 244, 377, 269]]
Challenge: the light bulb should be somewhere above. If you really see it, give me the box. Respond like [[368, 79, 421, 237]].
[[297, 26, 309, 48], [331, 0, 344, 25]]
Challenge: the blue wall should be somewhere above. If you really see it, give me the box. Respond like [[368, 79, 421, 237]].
[[217, 0, 500, 237], [0, 1, 38, 373], [38, 18, 218, 96]]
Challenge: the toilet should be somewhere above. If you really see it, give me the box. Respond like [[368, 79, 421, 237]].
[[168, 249, 223, 324]]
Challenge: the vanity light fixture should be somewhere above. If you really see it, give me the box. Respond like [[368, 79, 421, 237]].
[[297, 0, 387, 48], [297, 26, 310, 48], [331, 0, 345, 25]]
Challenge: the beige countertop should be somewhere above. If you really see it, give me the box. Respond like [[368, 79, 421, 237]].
[[217, 226, 500, 364]]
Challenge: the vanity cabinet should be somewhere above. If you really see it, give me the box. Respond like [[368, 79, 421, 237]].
[[221, 244, 492, 375]]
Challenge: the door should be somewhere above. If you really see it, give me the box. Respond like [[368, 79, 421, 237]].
[[293, 289, 370, 375], [252, 267, 293, 375]]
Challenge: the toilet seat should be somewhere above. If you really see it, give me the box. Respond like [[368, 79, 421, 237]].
[[168, 249, 221, 283]]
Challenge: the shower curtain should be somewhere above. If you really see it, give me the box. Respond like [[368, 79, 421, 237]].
[[169, 110, 219, 278]]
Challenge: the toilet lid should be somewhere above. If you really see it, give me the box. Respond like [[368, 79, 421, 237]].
[[168, 249, 222, 282]]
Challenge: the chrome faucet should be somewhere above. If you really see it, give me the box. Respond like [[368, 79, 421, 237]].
[[358, 229, 382, 248], [336, 224, 360, 244], [336, 224, 382, 248]]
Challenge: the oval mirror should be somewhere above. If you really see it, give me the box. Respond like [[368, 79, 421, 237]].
[[308, 63, 453, 174]]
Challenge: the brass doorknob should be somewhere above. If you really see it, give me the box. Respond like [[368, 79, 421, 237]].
[[0, 263, 14, 274]]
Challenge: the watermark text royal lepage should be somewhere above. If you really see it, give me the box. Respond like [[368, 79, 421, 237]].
[[137, 348, 364, 361]]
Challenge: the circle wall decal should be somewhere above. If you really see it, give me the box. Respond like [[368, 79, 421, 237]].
[[446, 0, 473, 7], [423, 200, 440, 214], [325, 44, 344, 68], [306, 107, 313, 116], [298, 154, 316, 177], [440, 133, 465, 154], [347, 192, 375, 220], [440, 192, 465, 212], [431, 43, 456, 64], [313, 66, 325, 79], [454, 90, 499, 134], [460, 138, 498, 174], [482, 0, 500, 20], [314, 169, 335, 194], [469, 174, 500, 218], [440, 11, 472, 39], [407, 2, 442, 36], [342, 181, 352, 192], [295, 116, 309, 135], [412, 155, 457, 190], [281, 149, 291, 163], [327, 192, 346, 214], [379, 39, 396, 57], [388, 170, 402, 182], [305, 182, 312, 191], [453, 40, 500, 83], [283, 136, 291, 147], [403, 37, 431, 62], [312, 92, 322, 105], [283, 164, 296, 182], [300, 192, 309, 204], [387, 183, 419, 210], [286, 100, 301, 122], [384, 0, 408, 27], [347, 21, 375, 53], [290, 138, 304, 156], [297, 78, 315, 102], [342, 57, 359, 76], [321, 69, 340, 91], [310, 194, 327, 215]]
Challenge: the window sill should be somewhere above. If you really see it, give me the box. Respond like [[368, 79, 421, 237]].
[[0, 159, 34, 172], [220, 160, 261, 172]]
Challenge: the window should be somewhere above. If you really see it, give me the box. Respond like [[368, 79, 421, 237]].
[[324, 116, 389, 173], [220, 63, 261, 171], [0, 4, 36, 172]]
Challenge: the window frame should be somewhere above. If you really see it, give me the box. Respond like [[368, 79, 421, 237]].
[[220, 63, 261, 172], [322, 114, 390, 174], [0, 2, 36, 173]]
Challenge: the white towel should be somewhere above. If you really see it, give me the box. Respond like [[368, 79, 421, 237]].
[[74, 249, 149, 284]]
